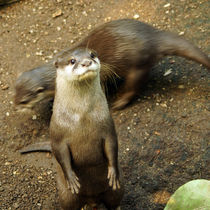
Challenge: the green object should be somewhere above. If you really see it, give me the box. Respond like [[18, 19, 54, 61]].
[[164, 179, 210, 210]]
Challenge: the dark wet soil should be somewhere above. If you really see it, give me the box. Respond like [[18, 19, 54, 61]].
[[0, 0, 209, 209]]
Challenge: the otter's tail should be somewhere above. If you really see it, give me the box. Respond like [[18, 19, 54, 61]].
[[19, 141, 52, 154], [156, 31, 210, 69]]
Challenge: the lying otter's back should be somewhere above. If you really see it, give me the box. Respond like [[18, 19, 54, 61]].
[[80, 19, 210, 69], [77, 19, 159, 74]]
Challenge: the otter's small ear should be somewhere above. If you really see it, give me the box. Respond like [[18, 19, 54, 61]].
[[36, 87, 44, 93]]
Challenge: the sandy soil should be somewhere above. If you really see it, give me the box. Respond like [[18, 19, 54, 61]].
[[0, 0, 209, 209]]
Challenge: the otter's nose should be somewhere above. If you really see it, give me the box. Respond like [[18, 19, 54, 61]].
[[81, 59, 92, 67]]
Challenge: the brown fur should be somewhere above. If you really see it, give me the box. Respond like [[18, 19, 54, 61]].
[[15, 19, 210, 110], [50, 48, 123, 209]]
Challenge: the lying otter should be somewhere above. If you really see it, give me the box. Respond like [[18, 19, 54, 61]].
[[14, 19, 210, 111]]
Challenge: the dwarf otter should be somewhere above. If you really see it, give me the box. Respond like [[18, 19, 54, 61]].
[[50, 48, 123, 209], [15, 19, 210, 110]]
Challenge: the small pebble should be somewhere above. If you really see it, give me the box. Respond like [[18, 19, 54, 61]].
[[47, 170, 52, 175], [169, 59, 175, 64], [36, 51, 43, 56], [145, 131, 149, 136], [1, 85, 9, 90], [47, 55, 53, 59], [178, 85, 185, 89], [52, 9, 63, 18], [82, 11, 87, 16], [13, 170, 19, 175], [32, 115, 37, 120], [154, 131, 161, 136], [133, 14, 140, 19], [87, 24, 92, 30], [164, 69, 172, 76], [13, 203, 19, 209], [160, 103, 167, 108], [164, 3, 170, 8]]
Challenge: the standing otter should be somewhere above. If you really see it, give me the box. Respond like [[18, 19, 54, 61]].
[[14, 19, 210, 110], [50, 47, 123, 209]]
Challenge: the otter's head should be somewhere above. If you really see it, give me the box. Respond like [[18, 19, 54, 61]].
[[14, 66, 55, 112], [55, 48, 100, 84]]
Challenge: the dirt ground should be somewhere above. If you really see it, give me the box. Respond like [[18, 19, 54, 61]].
[[0, 0, 209, 209]]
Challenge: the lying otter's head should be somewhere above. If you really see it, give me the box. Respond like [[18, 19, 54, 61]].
[[55, 48, 100, 84], [14, 65, 56, 113]]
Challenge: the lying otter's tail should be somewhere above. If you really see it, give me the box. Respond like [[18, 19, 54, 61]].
[[19, 141, 52, 154], [156, 31, 210, 69]]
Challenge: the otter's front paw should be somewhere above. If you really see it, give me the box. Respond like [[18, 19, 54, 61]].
[[67, 171, 80, 194], [107, 166, 120, 190]]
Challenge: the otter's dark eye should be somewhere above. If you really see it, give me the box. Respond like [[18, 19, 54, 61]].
[[90, 52, 95, 59], [70, 59, 76, 65]]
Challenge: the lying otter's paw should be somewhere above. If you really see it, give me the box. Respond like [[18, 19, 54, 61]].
[[112, 92, 135, 110], [107, 166, 120, 190], [67, 171, 80, 194], [112, 98, 130, 110]]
